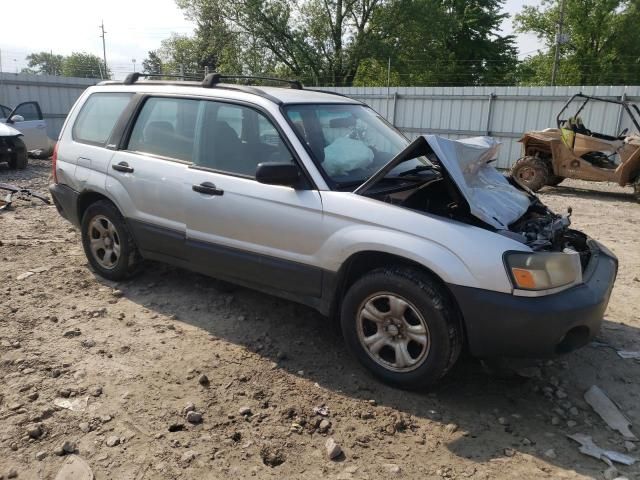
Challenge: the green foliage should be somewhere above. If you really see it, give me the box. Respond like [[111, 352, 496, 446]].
[[515, 0, 640, 85], [22, 52, 65, 76], [61, 53, 108, 79], [142, 51, 163, 74]]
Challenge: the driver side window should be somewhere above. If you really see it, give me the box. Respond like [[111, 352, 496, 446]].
[[195, 102, 293, 177]]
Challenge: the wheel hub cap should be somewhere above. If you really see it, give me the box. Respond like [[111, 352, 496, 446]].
[[357, 293, 431, 373], [87, 215, 121, 270]]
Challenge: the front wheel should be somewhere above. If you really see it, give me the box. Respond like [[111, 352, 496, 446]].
[[7, 137, 27, 170], [510, 156, 551, 192], [81, 200, 140, 280], [340, 267, 462, 389]]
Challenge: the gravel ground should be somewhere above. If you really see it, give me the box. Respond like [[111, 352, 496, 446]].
[[1, 159, 639, 480]]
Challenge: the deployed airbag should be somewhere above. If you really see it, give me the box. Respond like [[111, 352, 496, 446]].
[[323, 137, 374, 176], [424, 135, 531, 229]]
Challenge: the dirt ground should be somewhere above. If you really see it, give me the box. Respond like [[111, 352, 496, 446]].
[[1, 159, 639, 480]]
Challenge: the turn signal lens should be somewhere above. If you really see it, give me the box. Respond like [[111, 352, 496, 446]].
[[511, 268, 536, 289]]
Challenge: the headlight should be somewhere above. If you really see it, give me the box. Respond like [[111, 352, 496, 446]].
[[505, 250, 582, 294]]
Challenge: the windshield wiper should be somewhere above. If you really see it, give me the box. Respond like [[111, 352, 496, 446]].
[[397, 164, 435, 176]]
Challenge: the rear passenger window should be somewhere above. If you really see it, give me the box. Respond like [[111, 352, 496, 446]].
[[128, 97, 199, 162], [73, 93, 132, 146]]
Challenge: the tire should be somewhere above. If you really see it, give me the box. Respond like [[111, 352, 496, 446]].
[[7, 138, 28, 170], [81, 200, 141, 281], [634, 177, 640, 202], [510, 156, 551, 192], [340, 267, 462, 389]]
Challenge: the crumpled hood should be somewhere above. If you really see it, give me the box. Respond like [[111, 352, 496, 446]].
[[0, 123, 22, 137], [424, 135, 531, 229]]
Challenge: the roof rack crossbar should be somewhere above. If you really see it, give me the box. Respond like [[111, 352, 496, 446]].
[[202, 73, 302, 89], [123, 72, 202, 85]]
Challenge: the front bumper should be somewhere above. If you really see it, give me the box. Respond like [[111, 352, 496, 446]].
[[49, 183, 81, 227], [449, 240, 618, 358]]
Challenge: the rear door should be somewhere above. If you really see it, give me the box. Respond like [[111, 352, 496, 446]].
[[185, 100, 326, 297], [106, 96, 199, 263], [6, 102, 49, 151]]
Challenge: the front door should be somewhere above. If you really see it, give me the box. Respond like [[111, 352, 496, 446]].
[[185, 100, 326, 297], [5, 102, 49, 151]]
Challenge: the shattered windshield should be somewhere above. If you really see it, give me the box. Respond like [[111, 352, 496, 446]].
[[283, 104, 430, 188]]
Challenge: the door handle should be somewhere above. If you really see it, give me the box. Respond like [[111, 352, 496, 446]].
[[192, 182, 224, 196], [112, 161, 134, 173]]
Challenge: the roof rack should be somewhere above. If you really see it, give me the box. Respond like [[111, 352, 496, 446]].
[[202, 73, 302, 90], [123, 72, 201, 85]]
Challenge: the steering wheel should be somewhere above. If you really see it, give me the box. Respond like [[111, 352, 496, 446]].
[[617, 127, 629, 138]]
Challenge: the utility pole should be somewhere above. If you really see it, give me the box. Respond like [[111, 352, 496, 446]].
[[551, 0, 566, 86], [99, 20, 108, 79]]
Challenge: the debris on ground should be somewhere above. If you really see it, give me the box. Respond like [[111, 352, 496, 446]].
[[54, 397, 89, 412], [53, 455, 94, 480], [584, 386, 637, 440], [567, 433, 637, 466], [325, 438, 343, 460], [616, 350, 640, 360]]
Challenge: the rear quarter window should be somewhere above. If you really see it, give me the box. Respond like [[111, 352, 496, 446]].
[[72, 92, 133, 146]]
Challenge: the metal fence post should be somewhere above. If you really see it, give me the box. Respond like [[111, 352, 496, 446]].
[[391, 92, 398, 126], [615, 92, 627, 135], [485, 93, 496, 135]]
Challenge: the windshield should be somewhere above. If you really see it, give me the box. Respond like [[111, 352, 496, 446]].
[[283, 104, 430, 188]]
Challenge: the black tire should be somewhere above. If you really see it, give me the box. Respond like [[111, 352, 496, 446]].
[[7, 137, 28, 170], [634, 177, 640, 202], [340, 267, 462, 389], [510, 156, 551, 192], [81, 200, 141, 281]]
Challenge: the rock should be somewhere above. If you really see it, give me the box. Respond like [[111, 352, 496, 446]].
[[555, 389, 568, 399], [9, 402, 23, 411], [63, 329, 81, 338], [35, 451, 47, 461], [198, 374, 209, 386], [551, 416, 561, 426], [27, 424, 43, 439], [260, 445, 285, 467], [604, 466, 619, 480], [383, 464, 401, 475], [106, 436, 120, 447], [112, 289, 124, 298], [504, 448, 515, 457], [186, 411, 203, 424], [168, 423, 185, 432], [239, 406, 252, 416], [79, 423, 91, 433], [543, 448, 557, 459], [521, 438, 533, 446], [325, 438, 342, 460], [89, 386, 102, 397], [54, 455, 94, 480], [7, 468, 18, 479], [181, 451, 197, 463], [569, 407, 580, 417], [183, 402, 196, 414], [318, 419, 331, 433], [27, 391, 39, 402], [624, 440, 636, 452], [55, 441, 76, 456], [498, 417, 509, 426], [444, 423, 458, 434], [567, 420, 577, 428], [276, 351, 287, 360]]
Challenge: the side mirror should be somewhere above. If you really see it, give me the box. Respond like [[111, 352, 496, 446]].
[[255, 162, 301, 187], [8, 114, 24, 124]]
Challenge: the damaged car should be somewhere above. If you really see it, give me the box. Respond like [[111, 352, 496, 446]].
[[49, 74, 618, 388]]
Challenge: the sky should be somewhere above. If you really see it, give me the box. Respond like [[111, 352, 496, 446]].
[[0, 0, 545, 79]]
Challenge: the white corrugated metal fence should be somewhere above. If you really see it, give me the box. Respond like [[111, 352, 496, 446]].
[[323, 86, 640, 169]]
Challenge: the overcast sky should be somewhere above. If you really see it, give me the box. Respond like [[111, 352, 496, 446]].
[[0, 0, 544, 78]]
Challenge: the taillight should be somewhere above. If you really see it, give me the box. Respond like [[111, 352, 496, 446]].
[[52, 142, 59, 184]]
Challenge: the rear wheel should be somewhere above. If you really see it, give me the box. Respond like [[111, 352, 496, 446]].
[[7, 138, 27, 170], [633, 176, 640, 202], [81, 200, 140, 280], [510, 156, 551, 192], [340, 267, 462, 389]]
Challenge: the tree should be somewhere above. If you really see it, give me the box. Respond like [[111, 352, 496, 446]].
[[142, 51, 163, 74], [514, 0, 640, 85], [22, 51, 65, 75], [175, 0, 384, 86], [62, 53, 108, 79]]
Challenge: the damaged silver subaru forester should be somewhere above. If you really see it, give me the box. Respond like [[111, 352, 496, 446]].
[[50, 73, 617, 388]]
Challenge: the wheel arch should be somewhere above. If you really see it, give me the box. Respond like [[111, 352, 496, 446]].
[[77, 190, 121, 224], [327, 250, 467, 346]]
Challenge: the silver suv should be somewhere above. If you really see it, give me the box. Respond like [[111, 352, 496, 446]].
[[50, 73, 618, 388]]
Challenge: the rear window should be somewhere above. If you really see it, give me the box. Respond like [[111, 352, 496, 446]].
[[72, 93, 132, 146]]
